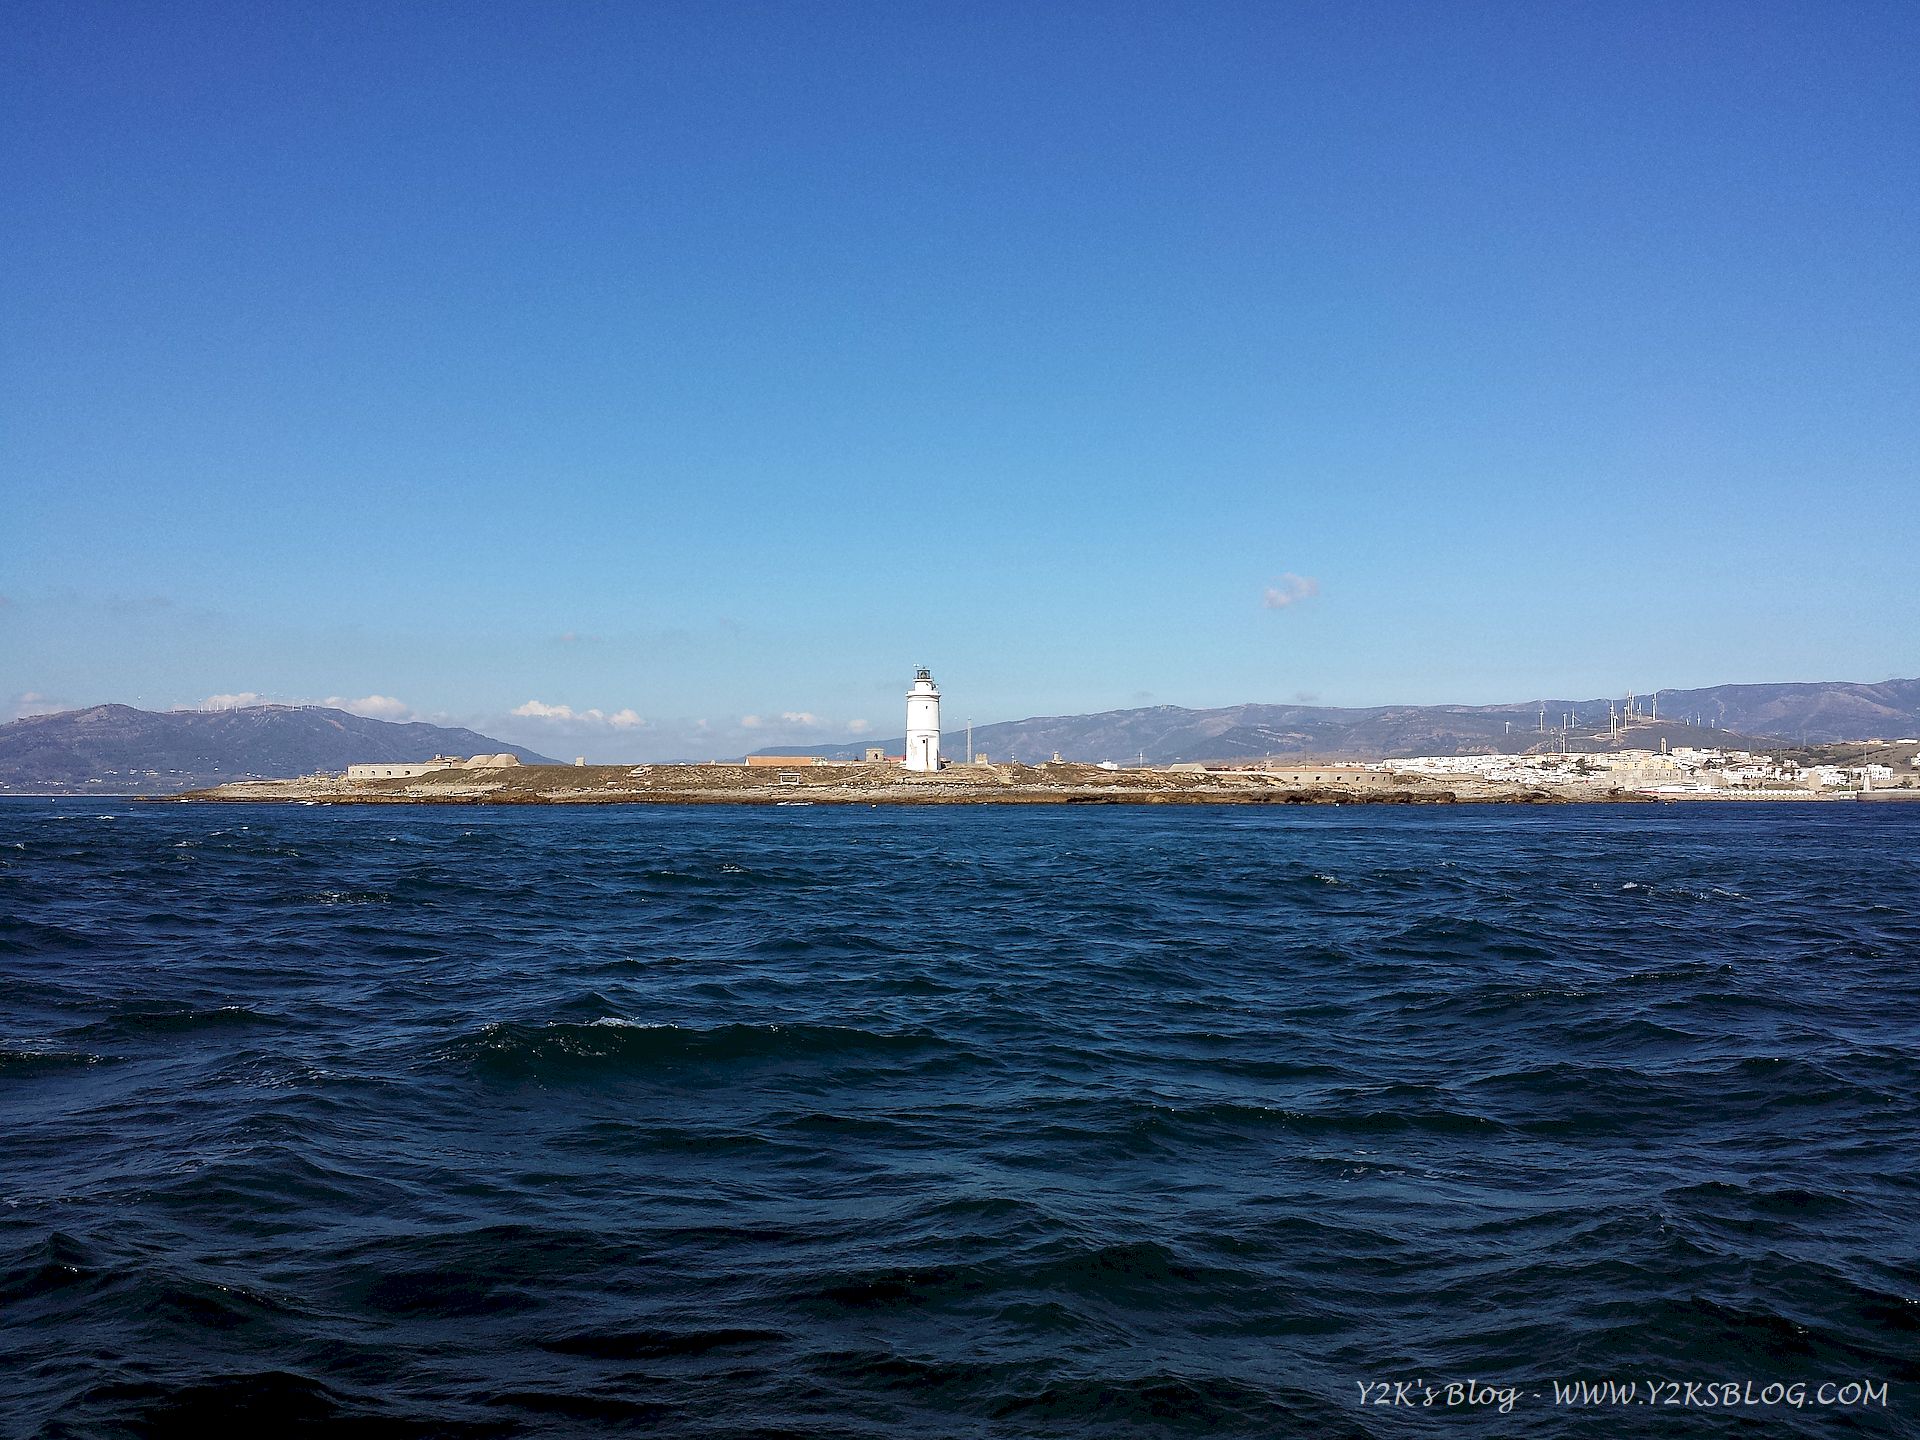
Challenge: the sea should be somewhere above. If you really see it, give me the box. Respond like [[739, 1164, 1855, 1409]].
[[2, 797, 1915, 1437]]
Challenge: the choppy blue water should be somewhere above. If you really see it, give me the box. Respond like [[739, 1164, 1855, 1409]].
[[2, 798, 1916, 1437]]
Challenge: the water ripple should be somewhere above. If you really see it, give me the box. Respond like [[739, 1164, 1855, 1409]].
[[2, 797, 1915, 1438]]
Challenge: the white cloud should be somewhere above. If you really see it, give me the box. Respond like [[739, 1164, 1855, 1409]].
[[488, 709, 879, 764], [8, 691, 65, 720], [191, 691, 419, 719], [1262, 573, 1320, 610], [741, 711, 836, 732], [324, 694, 411, 720], [513, 699, 646, 730]]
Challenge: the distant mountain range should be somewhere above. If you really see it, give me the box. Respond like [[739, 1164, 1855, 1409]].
[[755, 678, 1920, 766], [6, 679, 1914, 792], [0, 705, 556, 794]]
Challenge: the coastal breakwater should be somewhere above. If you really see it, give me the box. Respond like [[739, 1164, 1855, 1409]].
[[163, 761, 1659, 806]]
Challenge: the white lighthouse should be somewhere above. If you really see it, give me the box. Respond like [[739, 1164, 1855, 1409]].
[[904, 667, 941, 772]]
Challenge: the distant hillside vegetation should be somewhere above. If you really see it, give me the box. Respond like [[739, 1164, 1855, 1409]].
[[0, 705, 557, 794], [754, 678, 1920, 766]]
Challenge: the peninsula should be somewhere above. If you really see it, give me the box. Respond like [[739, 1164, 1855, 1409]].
[[158, 666, 1920, 807], [167, 759, 1631, 806], [162, 740, 1920, 807]]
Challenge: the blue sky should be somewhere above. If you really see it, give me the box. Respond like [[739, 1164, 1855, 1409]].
[[4, 1, 1915, 759]]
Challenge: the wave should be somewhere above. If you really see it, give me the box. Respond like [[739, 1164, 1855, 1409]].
[[62, 1369, 489, 1437], [0, 1232, 102, 1305], [482, 1389, 673, 1423], [538, 1325, 787, 1359], [1020, 1093, 1506, 1151], [986, 1370, 1292, 1430], [803, 1239, 1266, 1320], [448, 1018, 952, 1079], [77, 1005, 286, 1040], [0, 915, 99, 953], [0, 1046, 106, 1075]]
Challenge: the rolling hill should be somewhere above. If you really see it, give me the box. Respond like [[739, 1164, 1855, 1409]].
[[0, 705, 557, 794], [754, 678, 1920, 766]]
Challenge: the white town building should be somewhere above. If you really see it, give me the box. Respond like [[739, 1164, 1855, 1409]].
[[904, 667, 942, 772]]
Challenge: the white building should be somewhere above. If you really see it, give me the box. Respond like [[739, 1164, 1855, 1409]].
[[904, 667, 941, 772], [346, 762, 436, 781], [345, 754, 520, 781]]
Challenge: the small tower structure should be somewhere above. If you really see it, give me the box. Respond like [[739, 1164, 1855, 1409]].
[[904, 667, 941, 772]]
